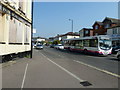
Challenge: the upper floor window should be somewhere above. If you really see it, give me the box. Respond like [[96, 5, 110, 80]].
[[104, 24, 110, 28], [19, 1, 23, 11], [95, 25, 99, 29], [85, 30, 89, 34], [0, 13, 5, 42]]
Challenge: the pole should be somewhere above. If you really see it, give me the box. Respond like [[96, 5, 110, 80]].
[[72, 20, 73, 32], [30, 0, 34, 58], [69, 19, 73, 32]]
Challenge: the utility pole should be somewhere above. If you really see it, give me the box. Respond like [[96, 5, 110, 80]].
[[69, 19, 73, 32]]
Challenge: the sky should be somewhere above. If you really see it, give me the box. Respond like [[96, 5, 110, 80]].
[[33, 2, 118, 38]]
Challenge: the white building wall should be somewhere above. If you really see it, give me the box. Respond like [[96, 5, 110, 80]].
[[107, 28, 113, 35], [54, 37, 61, 41], [26, 0, 32, 20], [37, 39, 45, 42], [107, 27, 120, 35], [0, 1, 32, 56], [67, 35, 79, 39]]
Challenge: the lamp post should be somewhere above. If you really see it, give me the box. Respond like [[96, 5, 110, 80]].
[[30, 0, 34, 58], [69, 19, 73, 32]]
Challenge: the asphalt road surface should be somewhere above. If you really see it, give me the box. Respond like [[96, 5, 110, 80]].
[[2, 46, 119, 88]]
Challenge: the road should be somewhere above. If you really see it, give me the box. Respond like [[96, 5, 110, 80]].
[[2, 46, 119, 88]]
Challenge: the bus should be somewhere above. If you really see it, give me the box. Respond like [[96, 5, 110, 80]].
[[64, 35, 112, 56]]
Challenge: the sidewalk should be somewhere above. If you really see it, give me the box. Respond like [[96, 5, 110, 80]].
[[2, 50, 84, 88]]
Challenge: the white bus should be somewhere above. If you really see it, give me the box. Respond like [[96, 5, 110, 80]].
[[64, 35, 112, 56]]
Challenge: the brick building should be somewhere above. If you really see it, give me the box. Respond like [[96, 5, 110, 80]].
[[92, 17, 120, 36]]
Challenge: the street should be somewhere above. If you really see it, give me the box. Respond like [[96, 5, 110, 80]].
[[2, 46, 119, 88]]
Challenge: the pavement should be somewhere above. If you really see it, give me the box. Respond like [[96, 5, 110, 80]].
[[1, 47, 120, 88]]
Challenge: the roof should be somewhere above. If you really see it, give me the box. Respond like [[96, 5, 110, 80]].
[[92, 21, 103, 27], [103, 17, 120, 24], [64, 35, 111, 41], [79, 28, 93, 32], [55, 32, 79, 38], [96, 21, 103, 25], [64, 32, 79, 36]]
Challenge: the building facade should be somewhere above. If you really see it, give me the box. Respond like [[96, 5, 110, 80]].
[[92, 21, 107, 36], [79, 28, 93, 37], [92, 17, 120, 36], [0, 0, 32, 61], [54, 32, 80, 41], [107, 26, 120, 46]]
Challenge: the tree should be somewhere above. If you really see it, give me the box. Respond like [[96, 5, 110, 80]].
[[52, 40, 61, 45]]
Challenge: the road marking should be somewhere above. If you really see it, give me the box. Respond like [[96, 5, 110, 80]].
[[21, 63, 28, 90], [73, 60, 120, 78], [41, 53, 86, 82]]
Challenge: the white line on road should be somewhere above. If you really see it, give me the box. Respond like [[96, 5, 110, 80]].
[[41, 53, 86, 82], [21, 63, 28, 90], [73, 60, 120, 78]]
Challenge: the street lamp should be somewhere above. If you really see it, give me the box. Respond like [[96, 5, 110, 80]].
[[69, 19, 73, 32]]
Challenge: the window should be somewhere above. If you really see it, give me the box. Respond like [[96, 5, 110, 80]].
[[104, 24, 110, 28], [95, 33, 98, 36], [16, 21, 23, 43], [0, 13, 4, 42], [83, 40, 89, 47], [90, 39, 98, 47], [85, 30, 89, 34], [113, 28, 117, 34], [9, 18, 17, 43], [95, 25, 99, 29], [24, 25, 31, 43], [19, 1, 23, 11], [75, 40, 83, 48]]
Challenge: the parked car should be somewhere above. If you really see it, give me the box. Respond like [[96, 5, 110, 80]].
[[33, 44, 37, 49], [116, 51, 120, 60], [35, 44, 44, 49], [54, 44, 64, 50], [50, 44, 55, 48], [112, 46, 120, 54]]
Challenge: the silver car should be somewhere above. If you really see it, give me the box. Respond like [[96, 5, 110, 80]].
[[36, 44, 43, 49]]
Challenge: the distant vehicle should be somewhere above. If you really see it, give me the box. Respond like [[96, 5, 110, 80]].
[[116, 50, 120, 60], [33, 44, 37, 49], [54, 44, 64, 50], [112, 45, 120, 54], [35, 44, 43, 49], [64, 35, 112, 56], [50, 44, 55, 48]]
